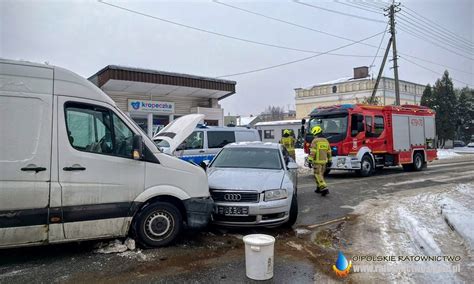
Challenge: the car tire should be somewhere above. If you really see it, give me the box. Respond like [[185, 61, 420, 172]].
[[134, 202, 182, 248], [356, 154, 374, 177], [284, 194, 298, 227]]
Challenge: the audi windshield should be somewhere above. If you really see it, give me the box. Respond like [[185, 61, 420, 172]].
[[211, 148, 282, 170]]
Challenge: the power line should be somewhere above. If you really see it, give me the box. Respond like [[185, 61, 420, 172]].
[[370, 24, 389, 73], [398, 14, 474, 54], [212, 0, 382, 46], [292, 0, 386, 23], [401, 54, 473, 75], [399, 11, 473, 51], [98, 0, 379, 58], [100, 0, 473, 80], [216, 31, 386, 78], [214, 0, 473, 78], [398, 24, 474, 61], [334, 0, 381, 14], [400, 56, 473, 87], [350, 0, 388, 12], [401, 4, 473, 46]]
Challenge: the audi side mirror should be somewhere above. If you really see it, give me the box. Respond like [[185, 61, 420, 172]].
[[287, 162, 298, 170]]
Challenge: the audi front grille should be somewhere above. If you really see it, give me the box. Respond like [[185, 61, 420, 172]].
[[210, 190, 259, 203]]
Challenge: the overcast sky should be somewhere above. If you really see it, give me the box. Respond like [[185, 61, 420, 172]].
[[2, 0, 473, 116]]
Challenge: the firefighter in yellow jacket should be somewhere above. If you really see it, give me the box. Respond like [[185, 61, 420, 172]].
[[280, 129, 296, 160], [308, 126, 331, 196]]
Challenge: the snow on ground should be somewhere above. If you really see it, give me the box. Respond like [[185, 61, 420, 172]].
[[439, 184, 474, 250], [295, 148, 312, 175], [453, 146, 474, 154], [346, 183, 473, 283], [94, 238, 150, 261], [437, 149, 462, 159]]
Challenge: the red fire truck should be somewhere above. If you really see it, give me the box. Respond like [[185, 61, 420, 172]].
[[303, 104, 437, 176]]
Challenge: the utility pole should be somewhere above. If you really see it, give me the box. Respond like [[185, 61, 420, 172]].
[[389, 2, 401, 105], [370, 2, 401, 105]]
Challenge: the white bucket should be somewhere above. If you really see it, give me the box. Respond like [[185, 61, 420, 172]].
[[243, 234, 275, 280]]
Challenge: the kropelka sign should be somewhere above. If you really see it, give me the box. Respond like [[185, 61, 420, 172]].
[[127, 99, 174, 114]]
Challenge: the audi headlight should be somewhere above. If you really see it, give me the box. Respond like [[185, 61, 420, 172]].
[[264, 189, 287, 201]]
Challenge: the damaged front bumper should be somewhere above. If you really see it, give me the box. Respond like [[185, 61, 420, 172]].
[[183, 197, 214, 229], [304, 156, 361, 170], [329, 156, 361, 170]]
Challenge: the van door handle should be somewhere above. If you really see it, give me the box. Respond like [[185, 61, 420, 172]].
[[21, 164, 47, 173], [63, 165, 86, 171]]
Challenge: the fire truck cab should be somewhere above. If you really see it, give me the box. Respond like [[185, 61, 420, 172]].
[[303, 104, 437, 176]]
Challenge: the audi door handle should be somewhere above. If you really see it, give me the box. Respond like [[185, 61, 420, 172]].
[[63, 165, 86, 171], [21, 164, 47, 173]]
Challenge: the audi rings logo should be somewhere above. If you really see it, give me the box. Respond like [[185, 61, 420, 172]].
[[224, 193, 242, 201]]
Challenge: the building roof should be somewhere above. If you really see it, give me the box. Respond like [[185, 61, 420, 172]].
[[88, 65, 236, 100], [295, 76, 425, 91], [238, 116, 259, 126], [254, 119, 301, 126]]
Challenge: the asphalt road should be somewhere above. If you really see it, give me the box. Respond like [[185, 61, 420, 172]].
[[1, 156, 473, 283], [296, 156, 474, 226]]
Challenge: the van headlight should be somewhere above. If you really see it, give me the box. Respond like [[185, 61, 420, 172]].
[[264, 189, 287, 201]]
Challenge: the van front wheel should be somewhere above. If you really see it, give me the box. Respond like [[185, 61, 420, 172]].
[[135, 202, 182, 248]]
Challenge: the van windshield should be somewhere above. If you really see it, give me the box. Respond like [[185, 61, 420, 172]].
[[211, 147, 282, 170]]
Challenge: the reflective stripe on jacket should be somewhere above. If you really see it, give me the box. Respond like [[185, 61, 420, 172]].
[[280, 136, 295, 151], [309, 137, 331, 164]]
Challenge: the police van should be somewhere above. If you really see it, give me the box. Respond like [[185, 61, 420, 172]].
[[154, 126, 260, 164]]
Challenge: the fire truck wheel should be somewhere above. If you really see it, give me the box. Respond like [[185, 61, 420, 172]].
[[357, 154, 374, 177], [412, 152, 424, 171]]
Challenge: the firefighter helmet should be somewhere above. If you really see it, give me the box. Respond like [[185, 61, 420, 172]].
[[311, 126, 323, 135], [283, 129, 292, 135]]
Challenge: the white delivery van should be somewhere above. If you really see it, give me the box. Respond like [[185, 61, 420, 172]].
[[0, 59, 212, 248], [154, 127, 260, 165]]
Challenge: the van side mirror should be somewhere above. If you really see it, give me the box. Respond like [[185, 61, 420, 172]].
[[132, 135, 143, 160], [200, 160, 210, 171]]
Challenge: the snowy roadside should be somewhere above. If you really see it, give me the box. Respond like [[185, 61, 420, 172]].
[[344, 183, 473, 283], [295, 148, 312, 175], [437, 149, 461, 159], [438, 147, 474, 159], [94, 238, 148, 261]]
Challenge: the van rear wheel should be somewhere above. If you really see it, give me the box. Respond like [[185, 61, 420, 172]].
[[134, 202, 182, 248]]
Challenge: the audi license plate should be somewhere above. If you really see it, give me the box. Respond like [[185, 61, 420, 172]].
[[217, 206, 249, 216]]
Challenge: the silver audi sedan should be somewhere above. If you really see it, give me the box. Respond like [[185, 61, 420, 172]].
[[206, 142, 298, 227]]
